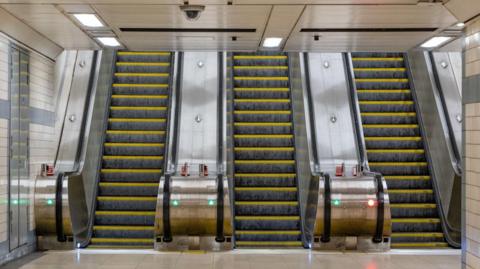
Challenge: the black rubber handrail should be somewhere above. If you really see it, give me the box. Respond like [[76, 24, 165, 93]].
[[162, 174, 172, 242], [373, 173, 385, 243], [216, 52, 225, 243], [321, 173, 331, 243], [55, 172, 66, 242]]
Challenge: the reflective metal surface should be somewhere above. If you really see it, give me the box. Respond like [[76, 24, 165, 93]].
[[155, 176, 232, 250], [306, 53, 360, 175], [176, 52, 219, 174], [313, 176, 391, 251], [55, 51, 97, 172], [406, 51, 461, 247]]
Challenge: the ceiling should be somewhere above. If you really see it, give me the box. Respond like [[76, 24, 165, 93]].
[[0, 0, 475, 53]]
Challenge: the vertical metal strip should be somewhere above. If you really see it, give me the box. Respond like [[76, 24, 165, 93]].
[[321, 174, 331, 243], [216, 52, 225, 242]]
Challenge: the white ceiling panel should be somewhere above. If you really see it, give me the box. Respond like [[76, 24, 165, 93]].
[[235, 0, 418, 4], [93, 4, 271, 50], [445, 0, 480, 22], [285, 32, 433, 52], [261, 5, 304, 50], [294, 4, 457, 29], [0, 4, 98, 49]]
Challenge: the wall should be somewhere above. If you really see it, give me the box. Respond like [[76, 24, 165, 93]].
[[464, 16, 480, 269], [0, 32, 57, 265]]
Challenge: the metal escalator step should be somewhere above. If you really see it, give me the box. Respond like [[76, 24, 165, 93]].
[[234, 88, 289, 92], [113, 83, 169, 88], [385, 175, 431, 180], [392, 218, 440, 223], [369, 162, 427, 167], [367, 149, 424, 153], [108, 118, 166, 122], [236, 241, 302, 246], [234, 77, 289, 81], [98, 182, 158, 197], [233, 56, 287, 60], [106, 130, 165, 135], [391, 203, 436, 208], [352, 57, 403, 61], [99, 182, 158, 187], [236, 230, 300, 235], [115, 73, 169, 77], [235, 187, 297, 191], [101, 169, 162, 173], [234, 122, 291, 126], [234, 66, 288, 70], [90, 238, 154, 244], [103, 155, 163, 160], [116, 62, 170, 66], [234, 134, 293, 139], [235, 201, 298, 205], [235, 147, 294, 151], [357, 89, 410, 93], [354, 68, 406, 72], [235, 173, 296, 177], [355, 78, 408, 83], [363, 124, 418, 129], [390, 242, 448, 248], [361, 112, 416, 117], [235, 99, 290, 103], [110, 106, 167, 111], [104, 143, 165, 147], [117, 52, 170, 56], [365, 137, 421, 141], [390, 204, 438, 218], [235, 187, 297, 201], [97, 196, 157, 201], [235, 216, 299, 221], [359, 101, 413, 105], [234, 110, 291, 114], [97, 196, 157, 210], [111, 95, 168, 99], [94, 225, 154, 231]]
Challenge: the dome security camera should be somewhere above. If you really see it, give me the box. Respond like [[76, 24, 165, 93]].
[[179, 5, 205, 21]]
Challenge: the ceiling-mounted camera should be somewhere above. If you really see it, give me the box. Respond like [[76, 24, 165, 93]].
[[179, 5, 205, 21]]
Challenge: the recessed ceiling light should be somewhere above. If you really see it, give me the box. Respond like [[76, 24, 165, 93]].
[[73, 14, 104, 28], [97, 37, 121, 47], [421, 36, 452, 48], [263, 37, 282, 48], [456, 22, 465, 28]]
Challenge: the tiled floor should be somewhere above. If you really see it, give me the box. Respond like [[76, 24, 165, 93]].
[[2, 249, 461, 269]]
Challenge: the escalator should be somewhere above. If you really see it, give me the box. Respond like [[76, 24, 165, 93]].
[[350, 52, 447, 248], [90, 51, 173, 247], [231, 52, 303, 247]]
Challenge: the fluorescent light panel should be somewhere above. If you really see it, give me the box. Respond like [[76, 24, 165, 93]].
[[97, 37, 121, 47], [421, 36, 452, 48], [263, 37, 282, 48], [74, 14, 104, 27]]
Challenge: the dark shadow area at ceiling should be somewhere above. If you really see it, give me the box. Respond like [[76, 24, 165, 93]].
[[120, 28, 256, 33]]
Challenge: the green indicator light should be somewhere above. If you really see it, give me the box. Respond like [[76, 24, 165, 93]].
[[208, 199, 216, 206], [172, 200, 179, 206], [332, 199, 341, 206], [47, 199, 54, 205], [12, 199, 18, 205]]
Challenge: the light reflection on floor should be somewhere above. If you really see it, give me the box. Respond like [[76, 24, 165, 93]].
[[2, 249, 461, 269]]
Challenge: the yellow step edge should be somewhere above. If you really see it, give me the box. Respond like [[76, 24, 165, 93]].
[[384, 175, 431, 180], [365, 137, 422, 141], [234, 122, 292, 127], [368, 162, 427, 166], [110, 106, 167, 111], [234, 160, 295, 164], [111, 95, 168, 99], [234, 147, 294, 151], [354, 68, 406, 72], [367, 149, 424, 154], [352, 57, 403, 61], [236, 241, 302, 246], [104, 142, 164, 147], [95, 211, 156, 216], [117, 52, 170, 56], [235, 201, 298, 206], [113, 83, 169, 88], [97, 196, 157, 201], [116, 62, 170, 66], [234, 66, 288, 69], [233, 56, 287, 60], [359, 101, 414, 105], [94, 226, 154, 231], [115, 73, 169, 77], [234, 110, 291, 115], [389, 189, 433, 194], [356, 78, 408, 83], [234, 134, 293, 139], [106, 130, 165, 135], [391, 242, 448, 248], [99, 182, 158, 187], [392, 218, 440, 223], [361, 112, 416, 117], [102, 155, 164, 160], [88, 245, 152, 249], [234, 88, 289, 92], [101, 169, 162, 173], [390, 203, 436, 209], [235, 187, 297, 191], [234, 77, 289, 81], [391, 232, 444, 238], [357, 89, 410, 93], [235, 173, 296, 177], [235, 230, 300, 235], [363, 124, 418, 129], [235, 216, 299, 221], [234, 99, 290, 103], [91, 238, 154, 243], [108, 118, 166, 123]]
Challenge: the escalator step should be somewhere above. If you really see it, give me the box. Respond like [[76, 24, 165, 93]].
[[93, 226, 154, 239]]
